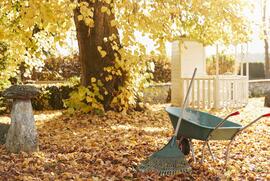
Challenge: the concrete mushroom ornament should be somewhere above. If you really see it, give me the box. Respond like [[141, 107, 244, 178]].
[[3, 85, 40, 153]]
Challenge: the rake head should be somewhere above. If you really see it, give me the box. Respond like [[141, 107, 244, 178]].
[[138, 136, 191, 176]]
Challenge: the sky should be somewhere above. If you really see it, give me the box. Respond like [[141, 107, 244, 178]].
[[245, 0, 266, 53], [206, 0, 267, 57]]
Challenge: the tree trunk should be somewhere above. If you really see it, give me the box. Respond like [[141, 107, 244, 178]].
[[262, 0, 270, 78], [73, 0, 125, 110], [5, 99, 38, 153]]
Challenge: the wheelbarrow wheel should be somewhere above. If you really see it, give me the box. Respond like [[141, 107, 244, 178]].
[[178, 138, 190, 155]]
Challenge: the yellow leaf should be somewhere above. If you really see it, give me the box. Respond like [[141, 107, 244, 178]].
[[91, 77, 96, 82], [77, 15, 83, 21], [101, 6, 108, 13], [110, 20, 117, 27], [106, 9, 111, 15], [84, 17, 94, 27], [97, 46, 102, 51], [100, 50, 107, 58], [86, 96, 92, 103]]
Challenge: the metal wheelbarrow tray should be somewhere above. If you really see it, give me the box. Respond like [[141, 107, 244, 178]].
[[165, 106, 270, 166]]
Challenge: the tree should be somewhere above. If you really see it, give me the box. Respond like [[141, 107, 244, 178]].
[[0, 0, 252, 112], [262, 0, 270, 78]]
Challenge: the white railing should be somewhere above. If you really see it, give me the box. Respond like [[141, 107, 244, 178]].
[[181, 75, 248, 109]]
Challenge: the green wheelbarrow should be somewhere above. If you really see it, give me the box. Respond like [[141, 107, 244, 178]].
[[165, 106, 270, 166]]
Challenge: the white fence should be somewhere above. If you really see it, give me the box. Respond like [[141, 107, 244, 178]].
[[181, 75, 248, 109]]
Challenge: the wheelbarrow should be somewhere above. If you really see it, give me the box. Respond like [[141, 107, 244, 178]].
[[165, 106, 270, 166]]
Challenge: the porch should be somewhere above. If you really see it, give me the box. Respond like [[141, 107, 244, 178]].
[[173, 75, 248, 109], [171, 40, 249, 109]]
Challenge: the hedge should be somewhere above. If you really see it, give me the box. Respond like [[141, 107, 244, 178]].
[[0, 83, 77, 114], [31, 84, 76, 111], [147, 55, 171, 83]]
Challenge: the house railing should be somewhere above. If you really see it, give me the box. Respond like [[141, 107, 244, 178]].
[[181, 75, 248, 109]]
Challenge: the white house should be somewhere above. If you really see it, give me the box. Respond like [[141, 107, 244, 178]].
[[171, 40, 249, 109]]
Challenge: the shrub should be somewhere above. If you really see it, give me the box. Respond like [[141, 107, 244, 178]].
[[0, 96, 7, 114], [206, 54, 235, 75], [0, 81, 78, 114], [31, 83, 77, 111], [147, 55, 171, 83], [30, 55, 81, 81]]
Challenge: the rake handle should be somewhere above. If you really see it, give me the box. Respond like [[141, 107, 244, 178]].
[[174, 68, 197, 136]]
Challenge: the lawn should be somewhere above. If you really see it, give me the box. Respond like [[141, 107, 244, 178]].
[[0, 98, 269, 180]]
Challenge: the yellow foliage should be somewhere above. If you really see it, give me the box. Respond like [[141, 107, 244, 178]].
[[97, 46, 107, 58], [101, 6, 108, 13], [77, 15, 83, 21], [110, 20, 117, 27], [84, 17, 94, 27], [91, 77, 96, 83], [0, 0, 253, 112], [1, 98, 268, 179], [100, 51, 107, 58]]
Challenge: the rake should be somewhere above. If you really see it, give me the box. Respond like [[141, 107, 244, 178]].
[[138, 68, 197, 175]]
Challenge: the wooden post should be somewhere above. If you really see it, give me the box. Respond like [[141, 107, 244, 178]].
[[197, 80, 200, 108], [240, 44, 244, 76], [245, 43, 249, 105], [215, 44, 219, 76], [171, 41, 183, 106], [246, 43, 249, 79], [214, 44, 220, 109], [234, 45, 238, 75], [186, 79, 190, 106], [208, 79, 211, 108], [202, 79, 206, 108]]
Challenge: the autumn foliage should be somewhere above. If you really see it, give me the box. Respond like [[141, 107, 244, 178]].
[[0, 0, 252, 112], [0, 98, 269, 180]]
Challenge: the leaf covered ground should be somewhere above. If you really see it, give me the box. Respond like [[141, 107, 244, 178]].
[[0, 98, 269, 180]]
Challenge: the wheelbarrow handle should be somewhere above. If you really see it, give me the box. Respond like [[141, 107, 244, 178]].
[[206, 111, 240, 140], [225, 112, 270, 167], [240, 113, 270, 132], [214, 111, 240, 130], [226, 111, 240, 118], [261, 113, 270, 117]]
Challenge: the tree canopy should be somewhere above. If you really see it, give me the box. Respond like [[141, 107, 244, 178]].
[[0, 0, 252, 112]]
